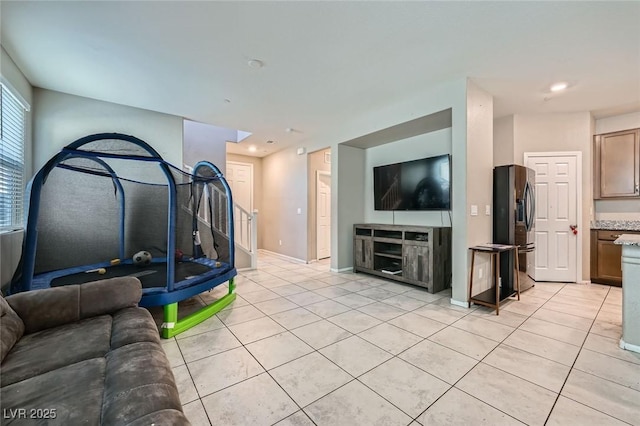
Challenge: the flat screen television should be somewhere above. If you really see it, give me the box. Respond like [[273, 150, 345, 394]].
[[373, 154, 451, 211]]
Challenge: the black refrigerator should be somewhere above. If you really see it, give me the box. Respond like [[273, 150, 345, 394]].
[[493, 164, 536, 298]]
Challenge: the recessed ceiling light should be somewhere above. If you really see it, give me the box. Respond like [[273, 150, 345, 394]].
[[248, 59, 264, 69], [248, 146, 257, 152], [266, 140, 275, 144], [224, 98, 231, 103], [550, 82, 568, 92], [285, 128, 293, 133]]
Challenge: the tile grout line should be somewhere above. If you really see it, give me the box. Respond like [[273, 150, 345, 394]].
[[541, 284, 619, 426], [181, 268, 478, 421], [179, 256, 626, 425], [290, 294, 491, 423], [408, 283, 569, 425], [178, 259, 371, 424], [174, 336, 217, 426], [195, 298, 310, 425], [217, 270, 452, 423]]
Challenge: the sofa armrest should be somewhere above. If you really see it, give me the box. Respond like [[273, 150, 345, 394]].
[[6, 277, 142, 334]]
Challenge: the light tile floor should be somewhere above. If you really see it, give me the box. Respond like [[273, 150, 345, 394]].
[[156, 252, 640, 426]]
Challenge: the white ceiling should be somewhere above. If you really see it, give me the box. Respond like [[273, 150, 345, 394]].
[[2, 1, 639, 158]]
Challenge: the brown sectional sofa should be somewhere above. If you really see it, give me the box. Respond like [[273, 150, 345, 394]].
[[0, 277, 190, 425]]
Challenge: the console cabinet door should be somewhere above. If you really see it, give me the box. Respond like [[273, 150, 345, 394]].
[[597, 240, 623, 282], [354, 238, 373, 269], [403, 244, 430, 284], [597, 130, 640, 198]]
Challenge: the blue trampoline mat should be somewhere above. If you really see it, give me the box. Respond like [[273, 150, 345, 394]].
[[50, 261, 212, 289]]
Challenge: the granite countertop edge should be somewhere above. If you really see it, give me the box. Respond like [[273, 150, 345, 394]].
[[592, 220, 640, 232], [614, 234, 640, 246]]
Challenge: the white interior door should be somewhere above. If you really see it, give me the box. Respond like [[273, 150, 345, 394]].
[[526, 153, 579, 282], [226, 162, 253, 248], [317, 171, 331, 260]]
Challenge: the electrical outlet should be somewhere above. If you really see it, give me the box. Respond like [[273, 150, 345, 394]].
[[279, 240, 282, 246], [297, 208, 302, 214]]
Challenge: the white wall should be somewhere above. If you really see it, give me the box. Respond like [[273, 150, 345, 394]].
[[494, 115, 514, 167], [183, 120, 230, 174], [1, 46, 33, 289], [217, 78, 470, 303], [326, 79, 473, 304], [317, 78, 470, 304], [230, 78, 477, 306], [261, 146, 308, 261], [595, 111, 640, 134], [513, 112, 592, 281], [333, 144, 366, 271], [33, 88, 183, 170], [593, 112, 640, 220], [364, 129, 452, 227], [466, 81, 494, 294]]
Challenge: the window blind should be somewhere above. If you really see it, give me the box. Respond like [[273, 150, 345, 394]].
[[0, 83, 27, 231]]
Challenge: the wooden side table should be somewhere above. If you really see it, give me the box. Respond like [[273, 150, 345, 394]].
[[468, 245, 520, 315]]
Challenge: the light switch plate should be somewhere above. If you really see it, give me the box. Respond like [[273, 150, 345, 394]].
[[485, 205, 491, 215], [471, 205, 478, 216]]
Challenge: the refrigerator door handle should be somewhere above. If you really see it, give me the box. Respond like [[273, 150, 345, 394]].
[[523, 182, 530, 231], [524, 181, 536, 232], [528, 181, 536, 230]]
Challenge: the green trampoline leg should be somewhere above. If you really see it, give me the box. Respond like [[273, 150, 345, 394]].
[[161, 278, 237, 339]]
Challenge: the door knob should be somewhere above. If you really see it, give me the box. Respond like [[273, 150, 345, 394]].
[[569, 224, 578, 235]]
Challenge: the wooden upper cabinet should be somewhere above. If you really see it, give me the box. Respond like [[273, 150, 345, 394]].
[[595, 129, 640, 198]]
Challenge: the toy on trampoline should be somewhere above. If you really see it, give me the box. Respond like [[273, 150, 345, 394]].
[[10, 133, 237, 338]]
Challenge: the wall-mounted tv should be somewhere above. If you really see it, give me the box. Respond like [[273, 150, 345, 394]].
[[374, 154, 451, 211]]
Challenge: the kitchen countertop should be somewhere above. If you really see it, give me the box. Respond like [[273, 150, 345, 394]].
[[614, 234, 640, 246], [591, 220, 640, 231]]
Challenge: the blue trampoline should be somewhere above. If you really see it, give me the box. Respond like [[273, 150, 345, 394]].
[[10, 133, 237, 337]]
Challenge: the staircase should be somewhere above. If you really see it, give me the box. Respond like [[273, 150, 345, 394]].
[[204, 183, 258, 270], [232, 204, 258, 270]]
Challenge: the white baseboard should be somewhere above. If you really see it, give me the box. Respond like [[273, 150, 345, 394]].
[[568, 280, 592, 285], [330, 267, 354, 273], [258, 249, 307, 264], [450, 298, 470, 309], [620, 338, 640, 354]]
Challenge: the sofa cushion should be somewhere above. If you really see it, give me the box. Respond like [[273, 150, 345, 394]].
[[0, 296, 24, 363], [1, 315, 111, 387], [0, 357, 106, 425], [79, 277, 142, 319], [7, 285, 80, 334], [110, 307, 161, 350], [102, 341, 183, 425], [7, 278, 142, 334]]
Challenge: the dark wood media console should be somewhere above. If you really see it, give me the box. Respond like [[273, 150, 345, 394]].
[[353, 224, 452, 293]]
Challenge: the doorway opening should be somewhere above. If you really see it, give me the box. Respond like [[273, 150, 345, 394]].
[[226, 161, 254, 250], [317, 171, 331, 260], [309, 148, 332, 262]]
